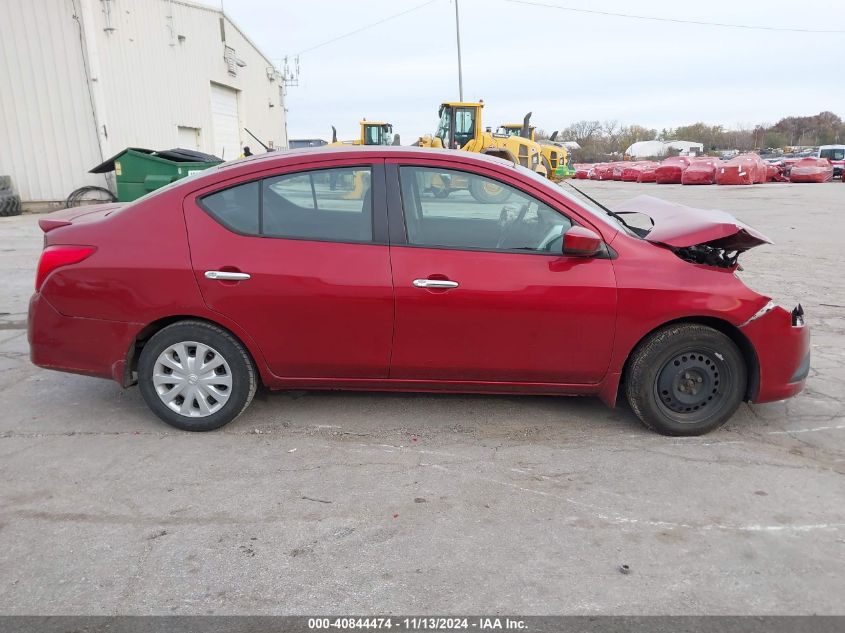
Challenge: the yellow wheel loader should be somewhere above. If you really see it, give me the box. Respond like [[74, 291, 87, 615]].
[[495, 121, 570, 180], [326, 120, 398, 198], [329, 120, 398, 147], [416, 102, 546, 202]]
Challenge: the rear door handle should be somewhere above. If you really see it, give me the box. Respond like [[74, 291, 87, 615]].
[[413, 279, 459, 289], [205, 270, 251, 281]]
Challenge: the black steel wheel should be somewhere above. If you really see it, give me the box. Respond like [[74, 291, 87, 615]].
[[655, 350, 731, 422], [625, 323, 746, 436]]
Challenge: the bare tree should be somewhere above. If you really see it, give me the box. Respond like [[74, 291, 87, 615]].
[[561, 120, 602, 145]]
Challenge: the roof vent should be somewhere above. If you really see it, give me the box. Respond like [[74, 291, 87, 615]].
[[224, 45, 237, 76]]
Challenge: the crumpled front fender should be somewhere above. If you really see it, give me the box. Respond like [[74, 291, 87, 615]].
[[740, 304, 810, 403]]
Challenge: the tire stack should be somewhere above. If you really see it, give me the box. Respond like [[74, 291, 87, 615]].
[[0, 175, 22, 217]]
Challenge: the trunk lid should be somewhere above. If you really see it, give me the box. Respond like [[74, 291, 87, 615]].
[[613, 195, 771, 252]]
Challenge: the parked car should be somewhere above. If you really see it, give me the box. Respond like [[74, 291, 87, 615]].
[[789, 157, 834, 183], [815, 145, 845, 178], [28, 147, 809, 436]]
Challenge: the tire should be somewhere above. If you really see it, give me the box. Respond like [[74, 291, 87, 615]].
[[138, 320, 257, 431], [625, 324, 746, 436], [540, 155, 552, 178], [0, 175, 11, 190], [0, 191, 21, 217], [468, 177, 511, 204]]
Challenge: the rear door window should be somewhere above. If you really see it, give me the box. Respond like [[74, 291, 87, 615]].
[[200, 166, 374, 243], [200, 181, 259, 234], [263, 167, 373, 242]]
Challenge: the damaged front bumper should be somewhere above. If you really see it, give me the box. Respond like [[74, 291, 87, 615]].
[[740, 302, 810, 403]]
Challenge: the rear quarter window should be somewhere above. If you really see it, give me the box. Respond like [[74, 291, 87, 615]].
[[200, 181, 260, 234]]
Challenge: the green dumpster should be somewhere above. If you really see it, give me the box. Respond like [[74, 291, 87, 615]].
[[89, 147, 222, 202]]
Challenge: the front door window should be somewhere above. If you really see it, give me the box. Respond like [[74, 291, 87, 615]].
[[399, 166, 571, 254], [453, 108, 476, 148]]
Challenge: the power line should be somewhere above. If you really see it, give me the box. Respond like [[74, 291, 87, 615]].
[[297, 0, 441, 55], [502, 0, 845, 34]]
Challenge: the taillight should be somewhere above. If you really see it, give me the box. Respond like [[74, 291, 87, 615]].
[[35, 245, 96, 291]]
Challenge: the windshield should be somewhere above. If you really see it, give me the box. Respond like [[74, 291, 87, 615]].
[[363, 124, 393, 145], [454, 107, 476, 148], [820, 148, 845, 161]]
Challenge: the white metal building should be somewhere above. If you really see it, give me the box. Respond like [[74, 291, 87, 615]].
[[0, 0, 288, 204], [626, 140, 705, 158]]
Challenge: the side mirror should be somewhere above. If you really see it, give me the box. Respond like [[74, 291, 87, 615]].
[[562, 225, 602, 257]]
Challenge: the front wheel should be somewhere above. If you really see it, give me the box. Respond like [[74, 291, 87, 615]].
[[138, 321, 257, 431], [625, 324, 746, 436]]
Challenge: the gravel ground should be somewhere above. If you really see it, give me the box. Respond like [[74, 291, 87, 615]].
[[0, 181, 842, 615]]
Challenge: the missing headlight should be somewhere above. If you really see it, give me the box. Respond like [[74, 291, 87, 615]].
[[673, 244, 740, 268]]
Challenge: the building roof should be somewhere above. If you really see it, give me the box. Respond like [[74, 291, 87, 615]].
[[626, 140, 704, 157], [172, 0, 280, 72]]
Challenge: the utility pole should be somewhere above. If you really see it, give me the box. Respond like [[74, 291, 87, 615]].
[[454, 0, 463, 101]]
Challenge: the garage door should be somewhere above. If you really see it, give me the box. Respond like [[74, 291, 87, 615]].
[[210, 83, 241, 161]]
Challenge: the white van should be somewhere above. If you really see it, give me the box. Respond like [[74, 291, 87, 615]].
[[816, 145, 845, 177]]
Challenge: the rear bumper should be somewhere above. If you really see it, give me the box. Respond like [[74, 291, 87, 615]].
[[740, 305, 810, 403], [28, 293, 140, 384]]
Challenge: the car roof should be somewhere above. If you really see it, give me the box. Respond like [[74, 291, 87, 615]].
[[216, 145, 516, 173], [166, 145, 523, 197]]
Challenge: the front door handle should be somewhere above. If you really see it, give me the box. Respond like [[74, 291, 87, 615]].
[[413, 279, 459, 289], [205, 270, 251, 281]]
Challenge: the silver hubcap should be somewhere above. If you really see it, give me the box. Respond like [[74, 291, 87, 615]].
[[152, 341, 232, 417]]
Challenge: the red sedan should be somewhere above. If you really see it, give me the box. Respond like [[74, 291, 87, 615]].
[[28, 147, 809, 435]]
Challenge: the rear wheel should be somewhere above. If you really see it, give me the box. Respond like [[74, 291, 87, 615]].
[[138, 321, 256, 431], [625, 324, 746, 436]]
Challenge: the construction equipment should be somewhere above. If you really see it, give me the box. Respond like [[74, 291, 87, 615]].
[[496, 123, 573, 179], [416, 102, 547, 201], [329, 120, 397, 146], [325, 121, 396, 199], [419, 103, 546, 172]]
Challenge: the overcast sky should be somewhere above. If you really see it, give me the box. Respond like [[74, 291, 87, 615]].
[[205, 0, 843, 142]]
